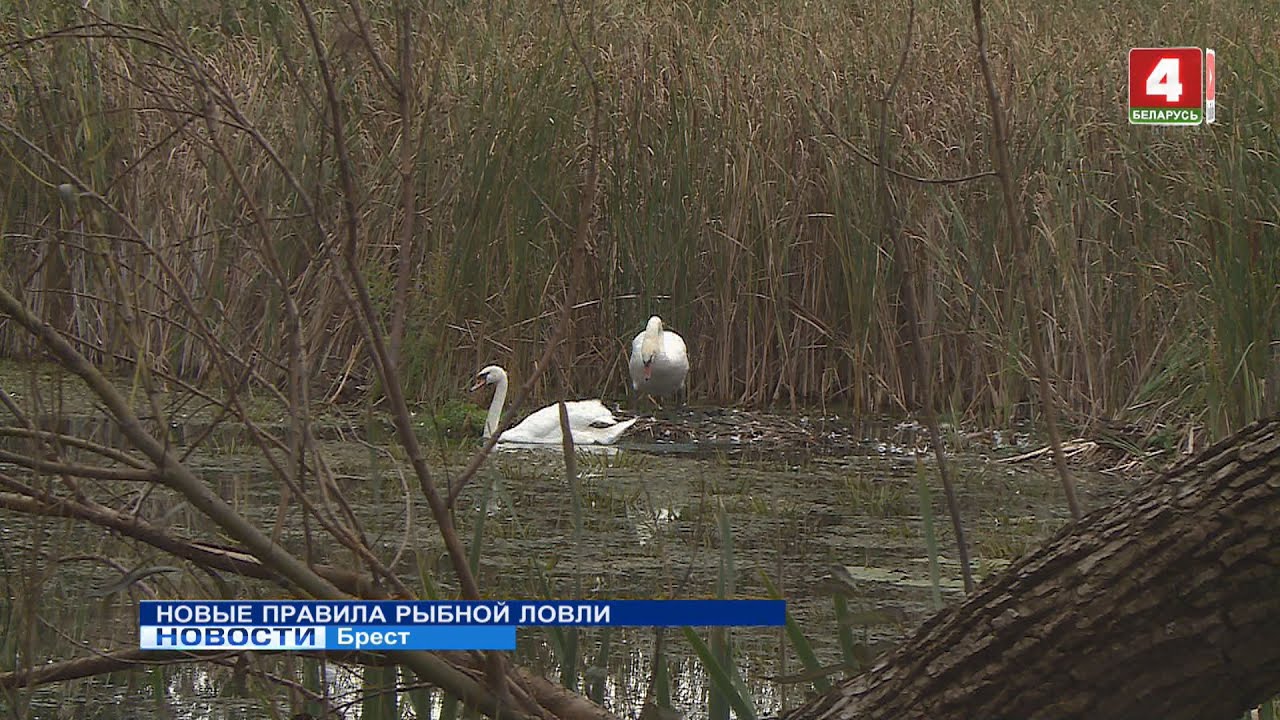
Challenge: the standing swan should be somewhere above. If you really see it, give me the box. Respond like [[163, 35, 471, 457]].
[[470, 365, 638, 445], [629, 315, 690, 405]]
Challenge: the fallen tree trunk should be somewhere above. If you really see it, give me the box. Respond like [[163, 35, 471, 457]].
[[785, 413, 1280, 720]]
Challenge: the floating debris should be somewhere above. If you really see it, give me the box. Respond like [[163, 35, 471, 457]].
[[619, 407, 934, 460]]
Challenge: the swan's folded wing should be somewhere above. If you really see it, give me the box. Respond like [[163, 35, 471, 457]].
[[566, 399, 618, 424], [499, 403, 566, 443], [499, 400, 623, 443], [580, 416, 639, 445], [663, 331, 689, 363]]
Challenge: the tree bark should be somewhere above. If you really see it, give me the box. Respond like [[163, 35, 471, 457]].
[[784, 413, 1280, 720]]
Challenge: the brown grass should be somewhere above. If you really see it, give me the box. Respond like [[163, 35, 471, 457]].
[[0, 0, 1275, 436]]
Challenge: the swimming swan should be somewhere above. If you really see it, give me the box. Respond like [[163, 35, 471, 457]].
[[470, 365, 638, 445], [629, 315, 690, 403]]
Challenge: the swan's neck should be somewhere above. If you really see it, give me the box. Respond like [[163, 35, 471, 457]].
[[485, 374, 508, 438], [641, 329, 662, 360]]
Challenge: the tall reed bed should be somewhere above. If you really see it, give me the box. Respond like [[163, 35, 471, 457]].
[[0, 0, 1275, 432]]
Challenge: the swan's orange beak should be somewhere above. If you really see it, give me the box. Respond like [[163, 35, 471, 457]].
[[643, 361, 653, 380], [469, 376, 486, 392]]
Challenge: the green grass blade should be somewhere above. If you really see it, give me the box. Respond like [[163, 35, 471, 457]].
[[716, 501, 737, 597], [916, 454, 944, 611], [831, 594, 861, 673], [361, 664, 398, 720], [681, 627, 758, 720], [440, 691, 459, 720], [757, 570, 830, 692], [588, 627, 612, 704], [531, 558, 578, 690], [712, 501, 738, 720], [148, 666, 165, 704], [303, 658, 324, 717], [418, 551, 441, 601], [708, 626, 729, 720], [561, 625, 581, 692], [406, 668, 434, 720], [468, 473, 498, 578]]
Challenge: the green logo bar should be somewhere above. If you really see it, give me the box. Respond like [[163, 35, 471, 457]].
[[1129, 107, 1203, 125]]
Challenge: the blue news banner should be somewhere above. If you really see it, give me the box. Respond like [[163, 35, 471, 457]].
[[139, 600, 786, 652]]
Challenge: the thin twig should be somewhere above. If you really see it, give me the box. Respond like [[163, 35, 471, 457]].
[[970, 0, 1082, 520], [814, 108, 997, 186], [839, 0, 975, 594], [292, 2, 536, 715]]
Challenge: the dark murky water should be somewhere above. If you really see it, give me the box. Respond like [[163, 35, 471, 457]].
[[0, 408, 1139, 719]]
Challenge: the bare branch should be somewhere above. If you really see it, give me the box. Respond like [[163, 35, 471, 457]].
[[970, 0, 1082, 519]]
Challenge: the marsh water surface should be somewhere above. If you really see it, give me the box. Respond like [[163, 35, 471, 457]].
[[0, 408, 1139, 719]]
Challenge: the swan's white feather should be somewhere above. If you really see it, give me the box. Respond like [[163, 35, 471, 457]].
[[472, 366, 637, 445], [499, 400, 634, 444]]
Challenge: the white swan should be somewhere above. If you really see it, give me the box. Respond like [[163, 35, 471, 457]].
[[469, 365, 638, 445], [629, 315, 690, 403]]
